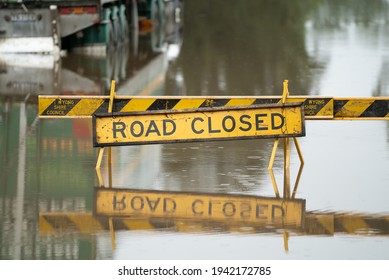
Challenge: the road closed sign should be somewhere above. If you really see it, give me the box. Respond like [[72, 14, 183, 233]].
[[92, 103, 305, 147]]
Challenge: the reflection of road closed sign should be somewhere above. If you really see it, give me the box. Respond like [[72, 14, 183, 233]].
[[92, 103, 305, 147], [94, 188, 306, 227]]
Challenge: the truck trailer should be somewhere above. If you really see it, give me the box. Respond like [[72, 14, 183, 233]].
[[0, 0, 181, 54]]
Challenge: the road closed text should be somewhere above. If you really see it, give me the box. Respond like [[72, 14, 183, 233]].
[[93, 103, 305, 146]]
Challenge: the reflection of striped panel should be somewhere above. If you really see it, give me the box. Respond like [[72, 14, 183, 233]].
[[305, 213, 389, 235], [334, 214, 389, 234], [40, 213, 105, 233], [38, 96, 333, 119], [39, 213, 175, 233], [40, 212, 389, 236], [39, 213, 303, 234], [305, 213, 334, 235], [334, 98, 389, 119]]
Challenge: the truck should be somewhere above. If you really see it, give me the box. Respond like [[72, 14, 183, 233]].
[[0, 0, 182, 54], [0, 5, 182, 98]]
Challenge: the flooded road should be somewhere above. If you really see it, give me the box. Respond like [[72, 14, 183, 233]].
[[1, 0, 389, 260]]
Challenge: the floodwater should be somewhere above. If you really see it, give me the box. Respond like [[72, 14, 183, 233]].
[[1, 0, 389, 260]]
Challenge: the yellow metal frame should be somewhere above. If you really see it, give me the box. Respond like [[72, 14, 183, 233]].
[[96, 79, 305, 250], [268, 80, 305, 199], [268, 80, 305, 251], [95, 80, 116, 177]]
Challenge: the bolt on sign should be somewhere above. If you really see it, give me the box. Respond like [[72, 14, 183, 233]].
[[92, 103, 305, 147], [94, 188, 306, 228]]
